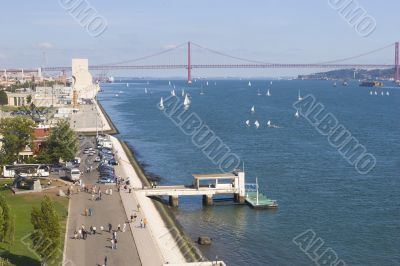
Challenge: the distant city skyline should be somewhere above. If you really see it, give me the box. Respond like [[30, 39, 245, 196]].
[[1, 0, 399, 77]]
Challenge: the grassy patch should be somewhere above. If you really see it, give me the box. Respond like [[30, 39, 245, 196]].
[[0, 106, 17, 112], [0, 179, 68, 266]]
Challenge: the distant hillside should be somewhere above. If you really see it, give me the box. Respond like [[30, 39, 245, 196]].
[[298, 68, 395, 80]]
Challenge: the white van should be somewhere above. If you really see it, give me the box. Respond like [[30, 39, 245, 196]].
[[67, 168, 81, 181]]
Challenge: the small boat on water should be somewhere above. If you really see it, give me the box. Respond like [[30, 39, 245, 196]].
[[159, 97, 164, 110], [115, 94, 119, 97], [171, 89, 176, 97], [386, 91, 390, 96], [169, 81, 171, 86], [257, 89, 261, 96], [266, 89, 271, 97], [369, 91, 373, 95], [206, 81, 209, 86], [298, 90, 303, 101], [126, 83, 129, 87], [251, 105, 255, 113], [295, 110, 299, 118], [181, 89, 185, 97], [374, 91, 378, 95], [333, 82, 337, 87], [381, 91, 384, 96], [200, 88, 204, 95], [144, 88, 148, 94], [183, 94, 191, 110], [254, 120, 260, 129], [248, 81, 252, 87], [267, 120, 271, 127], [245, 120, 250, 127]]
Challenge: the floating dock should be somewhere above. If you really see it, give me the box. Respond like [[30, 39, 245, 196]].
[[245, 191, 278, 209]]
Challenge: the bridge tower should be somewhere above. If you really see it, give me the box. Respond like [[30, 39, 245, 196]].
[[187, 41, 192, 84], [395, 42, 400, 81]]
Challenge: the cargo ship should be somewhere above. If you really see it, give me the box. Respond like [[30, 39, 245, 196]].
[[359, 81, 384, 87]]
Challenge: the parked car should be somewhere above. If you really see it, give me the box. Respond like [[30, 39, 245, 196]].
[[94, 157, 101, 162]]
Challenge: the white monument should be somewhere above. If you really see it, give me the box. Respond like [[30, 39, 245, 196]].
[[71, 59, 99, 99]]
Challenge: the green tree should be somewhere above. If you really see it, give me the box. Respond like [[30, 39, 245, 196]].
[[0, 117, 35, 164], [26, 94, 32, 104], [0, 195, 14, 245], [0, 90, 7, 105], [41, 120, 78, 163], [30, 196, 61, 264]]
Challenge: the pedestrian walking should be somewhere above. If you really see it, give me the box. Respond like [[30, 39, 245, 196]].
[[129, 187, 132, 193], [140, 219, 144, 228], [93, 226, 97, 234], [143, 218, 148, 228], [91, 194, 95, 201], [90, 226, 93, 234], [117, 224, 121, 232], [88, 208, 93, 216], [104, 256, 108, 266], [73, 230, 78, 239], [100, 225, 104, 231], [109, 189, 113, 195], [78, 229, 82, 239], [134, 213, 137, 221], [122, 223, 126, 232], [111, 239, 115, 250], [113, 231, 117, 240], [137, 203, 140, 212], [108, 223, 112, 232], [130, 214, 134, 223], [84, 208, 88, 216], [114, 239, 118, 249]]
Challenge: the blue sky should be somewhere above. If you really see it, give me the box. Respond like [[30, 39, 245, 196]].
[[0, 0, 399, 77]]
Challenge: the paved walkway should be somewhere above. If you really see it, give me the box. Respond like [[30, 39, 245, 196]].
[[70, 100, 111, 133], [64, 137, 141, 266]]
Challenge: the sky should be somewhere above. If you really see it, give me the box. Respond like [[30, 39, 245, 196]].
[[0, 0, 399, 77]]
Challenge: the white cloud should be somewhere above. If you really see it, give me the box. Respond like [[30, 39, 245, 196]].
[[38, 42, 54, 49]]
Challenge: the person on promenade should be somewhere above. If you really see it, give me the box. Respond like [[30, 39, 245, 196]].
[[78, 229, 82, 239], [122, 223, 126, 232], [114, 239, 118, 249], [91, 193, 95, 201], [143, 218, 148, 228], [84, 208, 88, 216], [130, 214, 134, 223], [117, 224, 121, 232], [90, 226, 93, 234], [111, 239, 115, 250], [104, 256, 108, 266], [134, 213, 137, 221], [109, 189, 113, 195], [93, 226, 97, 234], [100, 225, 104, 231], [108, 223, 112, 232], [137, 204, 140, 212], [73, 230, 78, 239], [129, 187, 132, 193], [88, 208, 93, 216], [140, 219, 144, 228]]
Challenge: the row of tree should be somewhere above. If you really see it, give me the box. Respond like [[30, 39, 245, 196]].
[[0, 117, 78, 166]]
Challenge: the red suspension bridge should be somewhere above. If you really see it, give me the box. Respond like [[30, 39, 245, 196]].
[[3, 41, 400, 82]]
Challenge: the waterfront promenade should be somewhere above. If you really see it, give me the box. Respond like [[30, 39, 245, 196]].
[[69, 99, 112, 133]]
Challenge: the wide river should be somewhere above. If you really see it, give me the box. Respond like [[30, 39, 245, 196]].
[[98, 79, 399, 266]]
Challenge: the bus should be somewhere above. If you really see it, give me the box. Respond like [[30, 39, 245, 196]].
[[2, 164, 50, 178]]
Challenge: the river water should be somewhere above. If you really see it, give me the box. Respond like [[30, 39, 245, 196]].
[[98, 79, 400, 266]]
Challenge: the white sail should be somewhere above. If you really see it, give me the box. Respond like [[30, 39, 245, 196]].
[[369, 91, 373, 95], [248, 81, 252, 87], [115, 94, 119, 97], [254, 120, 260, 129], [251, 105, 255, 113], [159, 97, 164, 110], [200, 88, 204, 95], [145, 88, 148, 94], [206, 81, 209, 86], [245, 120, 250, 127], [169, 81, 171, 86], [126, 83, 129, 87], [267, 89, 271, 96], [171, 89, 176, 97], [298, 90, 303, 101], [374, 91, 377, 95], [214, 82, 217, 86], [257, 89, 261, 96], [270, 81, 273, 85], [295, 110, 299, 118], [386, 91, 390, 96], [381, 91, 384, 96], [184, 94, 190, 106], [267, 120, 272, 127], [181, 89, 185, 97]]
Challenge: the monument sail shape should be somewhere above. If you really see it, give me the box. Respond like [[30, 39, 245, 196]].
[[71, 59, 99, 100]]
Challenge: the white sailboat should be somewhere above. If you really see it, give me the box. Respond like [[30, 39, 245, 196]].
[[181, 89, 185, 97], [257, 89, 261, 96], [251, 105, 255, 113], [298, 90, 303, 101], [254, 120, 260, 129], [248, 81, 252, 87], [144, 88, 148, 94], [171, 89, 176, 97], [115, 94, 119, 97], [214, 82, 217, 86], [169, 81, 171, 86], [386, 91, 390, 96], [126, 83, 129, 87], [369, 91, 373, 95], [266, 89, 271, 97], [245, 120, 250, 127], [374, 91, 377, 95], [159, 97, 164, 110], [295, 110, 300, 118], [381, 91, 384, 96], [333, 82, 337, 87], [206, 81, 209, 86], [200, 88, 204, 95], [267, 120, 272, 127], [183, 94, 190, 110]]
